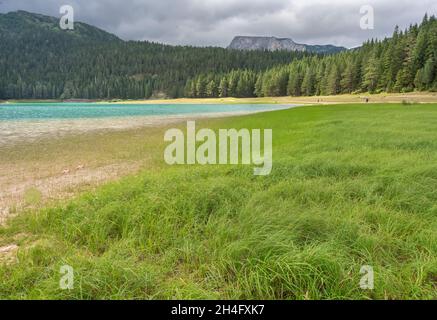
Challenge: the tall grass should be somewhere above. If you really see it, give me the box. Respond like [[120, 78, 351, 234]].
[[1, 104, 437, 299]]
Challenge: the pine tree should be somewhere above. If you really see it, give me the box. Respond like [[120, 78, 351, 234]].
[[412, 24, 428, 72], [206, 80, 218, 97], [326, 64, 341, 95], [315, 61, 326, 95], [340, 59, 355, 93], [423, 57, 436, 89], [301, 66, 316, 96], [254, 74, 264, 97], [287, 64, 302, 96], [236, 75, 247, 97], [414, 68, 426, 90], [227, 71, 239, 97], [271, 69, 289, 96], [218, 77, 228, 98], [363, 54, 380, 93], [196, 76, 207, 98], [394, 30, 416, 92]]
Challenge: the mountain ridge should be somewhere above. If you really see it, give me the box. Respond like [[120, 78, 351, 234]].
[[228, 36, 346, 54], [1, 10, 346, 52]]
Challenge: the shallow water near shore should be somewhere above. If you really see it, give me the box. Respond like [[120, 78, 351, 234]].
[[0, 103, 292, 121], [0, 103, 295, 145]]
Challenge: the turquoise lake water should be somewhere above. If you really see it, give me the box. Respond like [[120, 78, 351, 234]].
[[0, 103, 292, 121]]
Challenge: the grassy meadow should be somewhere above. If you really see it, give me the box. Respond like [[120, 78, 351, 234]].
[[1, 103, 437, 299]]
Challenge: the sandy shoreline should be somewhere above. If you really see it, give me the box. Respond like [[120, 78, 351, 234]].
[[0, 108, 294, 147], [0, 106, 299, 223]]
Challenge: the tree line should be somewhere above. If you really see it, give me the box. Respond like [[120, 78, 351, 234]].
[[1, 11, 436, 100], [185, 15, 437, 98]]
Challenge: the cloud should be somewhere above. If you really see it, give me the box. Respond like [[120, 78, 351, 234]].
[[1, 0, 436, 48]]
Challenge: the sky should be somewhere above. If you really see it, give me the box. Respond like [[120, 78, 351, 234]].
[[0, 0, 436, 48]]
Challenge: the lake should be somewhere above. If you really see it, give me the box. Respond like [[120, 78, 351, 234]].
[[0, 103, 292, 121], [0, 103, 295, 145]]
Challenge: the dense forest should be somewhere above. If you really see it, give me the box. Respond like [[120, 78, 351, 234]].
[[186, 15, 437, 98], [1, 11, 436, 100], [0, 11, 304, 100]]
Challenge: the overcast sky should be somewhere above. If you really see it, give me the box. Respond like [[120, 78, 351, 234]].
[[1, 0, 436, 48]]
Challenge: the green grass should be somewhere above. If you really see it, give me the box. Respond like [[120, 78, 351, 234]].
[[1, 103, 437, 299]]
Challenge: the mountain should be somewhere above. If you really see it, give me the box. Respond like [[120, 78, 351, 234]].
[[0, 10, 120, 43], [188, 14, 437, 98], [228, 36, 346, 54], [0, 11, 302, 100]]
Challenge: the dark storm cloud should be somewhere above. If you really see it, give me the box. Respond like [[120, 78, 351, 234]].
[[1, 0, 436, 48]]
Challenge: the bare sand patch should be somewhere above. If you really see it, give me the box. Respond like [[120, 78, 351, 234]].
[[0, 161, 142, 225], [0, 244, 19, 265], [111, 92, 437, 105]]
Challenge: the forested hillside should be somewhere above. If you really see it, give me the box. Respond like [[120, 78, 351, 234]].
[[186, 15, 437, 98], [1, 11, 436, 100], [0, 11, 303, 100]]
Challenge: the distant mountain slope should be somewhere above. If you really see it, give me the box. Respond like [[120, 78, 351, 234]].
[[228, 36, 346, 54], [0, 11, 303, 100], [0, 10, 120, 43]]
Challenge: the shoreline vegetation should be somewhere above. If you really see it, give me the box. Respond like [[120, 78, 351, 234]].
[[1, 92, 437, 105], [1, 103, 437, 299]]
